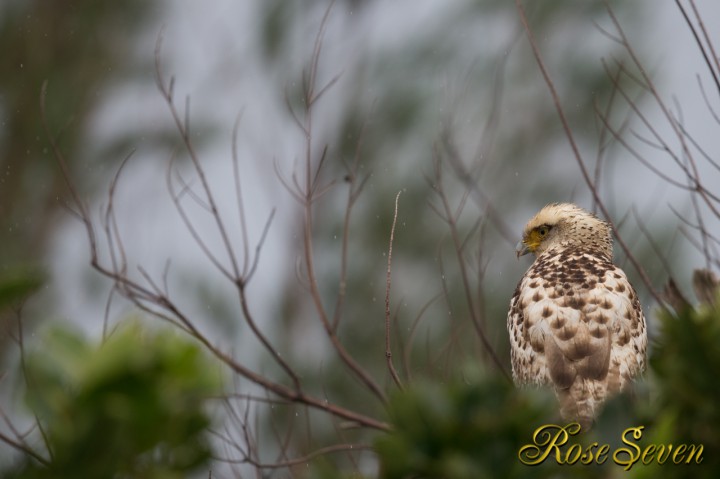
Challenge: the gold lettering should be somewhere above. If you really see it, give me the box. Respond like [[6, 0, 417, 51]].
[[565, 443, 582, 464], [655, 444, 670, 464], [595, 444, 609, 465], [671, 444, 687, 464], [641, 444, 656, 465], [518, 423, 578, 466], [580, 442, 598, 465], [517, 423, 705, 468], [684, 444, 703, 464], [613, 426, 643, 471]]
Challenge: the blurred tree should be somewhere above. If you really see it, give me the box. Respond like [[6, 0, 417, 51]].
[[3, 321, 222, 479], [629, 272, 720, 479], [0, 0, 158, 361], [374, 369, 557, 479], [0, 0, 155, 262]]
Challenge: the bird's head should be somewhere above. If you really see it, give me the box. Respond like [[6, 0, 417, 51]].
[[516, 203, 612, 258]]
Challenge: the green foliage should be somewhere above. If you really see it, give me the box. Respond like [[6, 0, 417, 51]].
[[374, 368, 558, 479], [652, 302, 720, 448], [6, 321, 222, 479], [631, 300, 720, 478]]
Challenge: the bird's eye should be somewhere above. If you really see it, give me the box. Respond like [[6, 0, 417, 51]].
[[538, 226, 551, 236]]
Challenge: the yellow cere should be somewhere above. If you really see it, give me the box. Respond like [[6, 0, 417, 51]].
[[524, 228, 544, 252]]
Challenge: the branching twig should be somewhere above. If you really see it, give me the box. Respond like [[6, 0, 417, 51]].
[[331, 106, 373, 332], [431, 152, 511, 382], [42, 31, 390, 436], [155, 32, 303, 392], [282, 1, 387, 405]]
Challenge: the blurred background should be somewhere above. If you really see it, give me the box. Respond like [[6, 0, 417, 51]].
[[1, 0, 719, 477]]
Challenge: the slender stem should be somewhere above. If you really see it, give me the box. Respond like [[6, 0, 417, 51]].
[[385, 192, 404, 390]]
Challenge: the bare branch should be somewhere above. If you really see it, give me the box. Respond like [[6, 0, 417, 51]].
[[155, 31, 242, 280], [0, 429, 50, 467], [290, 1, 387, 405], [676, 0, 720, 97], [216, 443, 372, 470]]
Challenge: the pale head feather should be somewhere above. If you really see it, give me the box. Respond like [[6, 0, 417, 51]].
[[520, 203, 612, 257]]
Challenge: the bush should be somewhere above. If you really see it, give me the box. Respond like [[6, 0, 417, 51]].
[[5, 321, 222, 479]]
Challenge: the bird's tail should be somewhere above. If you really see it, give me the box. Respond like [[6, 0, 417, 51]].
[[555, 379, 607, 431]]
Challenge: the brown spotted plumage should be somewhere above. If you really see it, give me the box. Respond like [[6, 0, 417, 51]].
[[508, 203, 646, 429]]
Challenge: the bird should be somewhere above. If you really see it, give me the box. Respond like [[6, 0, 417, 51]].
[[507, 203, 646, 429]]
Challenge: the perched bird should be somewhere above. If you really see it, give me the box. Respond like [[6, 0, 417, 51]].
[[507, 203, 646, 429]]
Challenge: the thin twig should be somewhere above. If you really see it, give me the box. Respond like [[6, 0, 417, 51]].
[[216, 443, 372, 469], [331, 105, 373, 332], [677, 0, 720, 96], [385, 191, 404, 390], [401, 292, 442, 380], [230, 111, 251, 278], [0, 430, 50, 466]]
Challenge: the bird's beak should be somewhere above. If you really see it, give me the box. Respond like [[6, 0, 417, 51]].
[[516, 240, 531, 258]]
